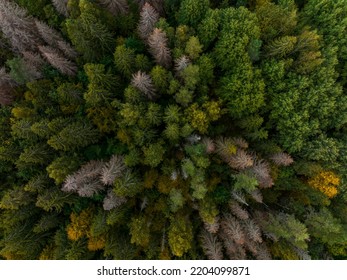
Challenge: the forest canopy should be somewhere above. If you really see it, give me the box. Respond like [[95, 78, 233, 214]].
[[1, 0, 347, 260]]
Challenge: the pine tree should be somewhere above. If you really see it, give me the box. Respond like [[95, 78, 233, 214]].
[[264, 36, 298, 58], [57, 40, 78, 60], [201, 137, 215, 154], [7, 56, 43, 84], [177, 0, 210, 28], [47, 121, 100, 151], [0, 67, 15, 105], [84, 63, 119, 106], [168, 215, 193, 257], [129, 215, 150, 247], [113, 169, 142, 197], [46, 155, 81, 185], [36, 187, 76, 212], [142, 142, 165, 167], [215, 137, 237, 161], [185, 36, 203, 60], [65, 2, 114, 61], [250, 189, 263, 203], [255, 0, 297, 42], [17, 143, 53, 165], [204, 216, 220, 234], [197, 8, 220, 49], [0, 187, 34, 210], [33, 213, 61, 233], [114, 45, 136, 78], [261, 212, 310, 251]]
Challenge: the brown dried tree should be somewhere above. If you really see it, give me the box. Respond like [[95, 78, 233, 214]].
[[200, 230, 223, 260], [221, 213, 246, 245], [251, 159, 274, 188], [148, 28, 172, 68], [0, 0, 41, 52], [228, 149, 254, 170], [201, 137, 215, 154], [35, 20, 64, 46], [270, 152, 294, 166], [99, 0, 129, 16], [174, 55, 191, 73], [38, 45, 77, 76], [52, 0, 69, 17], [138, 3, 160, 41], [100, 155, 126, 186], [204, 216, 220, 234], [229, 200, 249, 220], [103, 188, 127, 211], [135, 0, 164, 15], [131, 71, 157, 100], [243, 219, 263, 243], [35, 20, 78, 60], [62, 160, 106, 197]]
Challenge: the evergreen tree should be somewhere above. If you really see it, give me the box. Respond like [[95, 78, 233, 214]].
[[47, 121, 100, 151], [177, 0, 210, 28], [65, 0, 115, 61]]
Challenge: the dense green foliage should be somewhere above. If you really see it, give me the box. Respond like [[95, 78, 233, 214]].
[[1, 0, 347, 260]]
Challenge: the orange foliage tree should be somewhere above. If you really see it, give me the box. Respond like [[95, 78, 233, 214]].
[[308, 171, 340, 198]]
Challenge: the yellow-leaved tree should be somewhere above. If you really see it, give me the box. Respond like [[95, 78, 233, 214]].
[[308, 171, 340, 198]]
